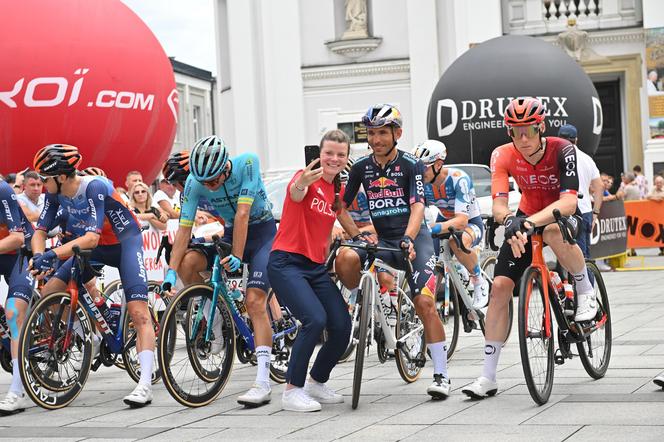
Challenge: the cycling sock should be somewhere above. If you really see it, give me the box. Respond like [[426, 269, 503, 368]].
[[571, 266, 593, 293], [9, 359, 23, 395], [481, 340, 502, 382], [138, 350, 154, 386], [428, 341, 448, 377], [255, 345, 271, 387]]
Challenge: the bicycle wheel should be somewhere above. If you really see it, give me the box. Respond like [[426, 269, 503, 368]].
[[102, 279, 126, 370], [158, 284, 235, 407], [395, 288, 425, 383], [437, 270, 460, 360], [19, 291, 93, 409], [268, 304, 298, 384], [478, 256, 514, 345], [351, 277, 372, 410], [339, 290, 359, 363], [122, 302, 161, 385], [576, 261, 612, 379], [518, 267, 555, 405]]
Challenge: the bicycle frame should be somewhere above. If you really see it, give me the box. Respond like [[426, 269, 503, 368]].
[[189, 252, 297, 354], [526, 233, 553, 340], [357, 259, 423, 354]]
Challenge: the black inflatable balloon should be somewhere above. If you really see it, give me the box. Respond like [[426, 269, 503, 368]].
[[427, 35, 602, 165]]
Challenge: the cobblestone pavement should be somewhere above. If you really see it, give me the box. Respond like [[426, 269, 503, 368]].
[[1, 257, 663, 441]]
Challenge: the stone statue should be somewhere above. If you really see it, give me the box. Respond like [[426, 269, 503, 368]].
[[342, 0, 368, 39], [557, 17, 607, 63]]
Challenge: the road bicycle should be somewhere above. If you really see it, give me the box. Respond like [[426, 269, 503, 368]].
[[157, 236, 299, 407], [327, 239, 426, 410], [433, 221, 513, 360], [18, 246, 160, 409], [518, 209, 611, 405]]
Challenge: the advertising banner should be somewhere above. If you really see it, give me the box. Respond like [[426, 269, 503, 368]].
[[427, 35, 602, 166], [589, 200, 627, 259], [646, 27, 664, 139], [624, 200, 664, 249]]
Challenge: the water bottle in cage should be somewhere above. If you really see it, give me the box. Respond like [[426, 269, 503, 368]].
[[563, 281, 575, 317], [387, 289, 398, 326], [379, 285, 393, 324], [550, 271, 565, 309]]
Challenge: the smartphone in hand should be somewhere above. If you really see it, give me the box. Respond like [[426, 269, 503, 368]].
[[304, 145, 320, 167]]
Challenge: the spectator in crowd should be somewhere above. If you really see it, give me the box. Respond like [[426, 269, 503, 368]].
[[153, 179, 181, 220], [558, 125, 604, 259], [632, 165, 649, 199], [600, 173, 621, 201], [647, 175, 664, 256], [620, 172, 641, 201], [122, 170, 143, 203], [4, 173, 20, 194], [192, 210, 224, 240], [129, 182, 168, 231], [648, 70, 659, 94], [16, 171, 45, 222]]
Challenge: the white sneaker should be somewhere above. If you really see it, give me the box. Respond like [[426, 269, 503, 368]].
[[0, 392, 31, 415], [237, 383, 271, 407], [461, 376, 498, 399], [427, 374, 451, 400], [472, 278, 490, 310], [304, 381, 344, 404], [654, 373, 664, 389], [282, 387, 321, 412], [596, 261, 611, 272], [210, 312, 224, 355], [123, 383, 153, 408], [575, 289, 598, 322]]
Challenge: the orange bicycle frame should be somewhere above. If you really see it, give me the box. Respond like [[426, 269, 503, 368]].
[[526, 233, 552, 339]]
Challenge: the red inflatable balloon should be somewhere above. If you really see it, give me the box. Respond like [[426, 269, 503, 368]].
[[0, 0, 178, 185]]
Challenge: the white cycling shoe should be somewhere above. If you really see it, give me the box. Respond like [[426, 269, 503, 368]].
[[0, 392, 32, 415], [653, 373, 664, 389], [461, 376, 498, 399], [472, 278, 490, 310], [282, 387, 321, 412], [123, 383, 153, 408], [575, 290, 598, 322], [427, 374, 451, 400], [304, 381, 343, 404], [237, 383, 271, 407]]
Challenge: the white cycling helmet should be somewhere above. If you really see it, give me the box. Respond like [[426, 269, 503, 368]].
[[412, 140, 447, 165]]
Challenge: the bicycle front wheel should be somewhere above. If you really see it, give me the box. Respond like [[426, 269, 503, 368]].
[[19, 291, 93, 409], [395, 288, 425, 383], [157, 284, 235, 407], [351, 278, 372, 410], [576, 261, 612, 379], [518, 267, 554, 405]]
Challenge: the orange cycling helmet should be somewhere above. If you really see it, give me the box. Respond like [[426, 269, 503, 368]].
[[162, 150, 190, 185], [80, 166, 107, 177], [33, 144, 82, 176], [504, 97, 545, 126]]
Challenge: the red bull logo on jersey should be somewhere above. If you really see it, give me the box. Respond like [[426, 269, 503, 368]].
[[367, 188, 405, 199], [368, 177, 399, 189]]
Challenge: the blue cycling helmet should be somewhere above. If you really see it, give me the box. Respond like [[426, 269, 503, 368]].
[[362, 104, 402, 128], [189, 135, 229, 182]]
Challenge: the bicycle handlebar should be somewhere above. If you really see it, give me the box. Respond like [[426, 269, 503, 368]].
[[431, 226, 472, 254], [72, 245, 102, 278], [328, 239, 414, 277], [553, 209, 578, 246]]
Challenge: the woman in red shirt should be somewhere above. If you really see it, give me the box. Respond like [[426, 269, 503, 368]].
[[268, 130, 362, 412]]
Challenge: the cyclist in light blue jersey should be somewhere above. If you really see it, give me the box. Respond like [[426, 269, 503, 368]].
[[412, 140, 489, 309], [163, 136, 276, 408]]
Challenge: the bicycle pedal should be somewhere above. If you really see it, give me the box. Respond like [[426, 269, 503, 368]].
[[91, 358, 102, 372], [553, 349, 565, 365], [463, 322, 474, 333]]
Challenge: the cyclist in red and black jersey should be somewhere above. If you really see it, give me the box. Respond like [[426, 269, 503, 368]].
[[462, 97, 596, 399]]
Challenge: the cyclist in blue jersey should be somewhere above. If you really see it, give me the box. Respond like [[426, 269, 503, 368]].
[[335, 104, 451, 399], [164, 135, 277, 407], [412, 140, 490, 309], [30, 144, 155, 408], [0, 180, 35, 415]]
